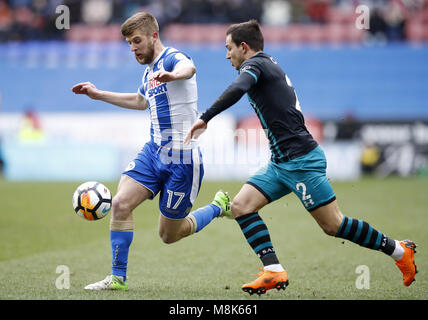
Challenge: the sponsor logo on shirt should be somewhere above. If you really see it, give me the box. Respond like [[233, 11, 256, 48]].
[[146, 79, 168, 98], [240, 65, 253, 73]]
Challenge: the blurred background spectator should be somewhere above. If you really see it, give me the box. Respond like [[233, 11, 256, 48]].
[[0, 0, 427, 42], [19, 108, 45, 143], [0, 0, 427, 181]]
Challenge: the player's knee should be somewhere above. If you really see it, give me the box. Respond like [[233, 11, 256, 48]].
[[230, 199, 248, 218], [158, 230, 179, 244], [111, 196, 132, 220]]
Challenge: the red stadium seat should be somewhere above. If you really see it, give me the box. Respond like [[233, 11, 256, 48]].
[[262, 26, 284, 43], [164, 24, 188, 42], [406, 21, 425, 41], [283, 24, 305, 43], [422, 23, 428, 41], [423, 8, 428, 22], [66, 24, 122, 42], [325, 23, 346, 43], [305, 25, 324, 43], [204, 24, 228, 42], [105, 24, 122, 41], [346, 24, 364, 43], [327, 7, 355, 23]]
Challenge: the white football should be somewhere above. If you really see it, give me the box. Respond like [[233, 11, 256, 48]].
[[72, 181, 112, 221]]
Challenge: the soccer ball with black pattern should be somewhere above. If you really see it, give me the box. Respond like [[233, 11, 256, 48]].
[[72, 181, 112, 221]]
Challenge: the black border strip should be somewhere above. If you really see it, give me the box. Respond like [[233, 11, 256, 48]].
[[245, 181, 273, 203], [307, 196, 336, 212]]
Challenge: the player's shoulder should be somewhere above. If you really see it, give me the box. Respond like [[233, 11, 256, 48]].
[[251, 52, 278, 66], [239, 52, 267, 76], [242, 52, 283, 78], [164, 47, 192, 62], [161, 47, 193, 72], [241, 52, 272, 69]]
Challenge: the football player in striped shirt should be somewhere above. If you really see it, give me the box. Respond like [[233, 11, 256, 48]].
[[72, 12, 232, 291], [186, 20, 417, 295]]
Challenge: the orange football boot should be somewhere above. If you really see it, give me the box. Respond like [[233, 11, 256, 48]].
[[395, 240, 418, 287], [242, 268, 289, 295]]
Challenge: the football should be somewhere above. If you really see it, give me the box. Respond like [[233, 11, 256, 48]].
[[72, 181, 112, 221]]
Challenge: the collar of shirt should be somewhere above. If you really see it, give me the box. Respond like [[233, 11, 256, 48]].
[[149, 47, 169, 69]]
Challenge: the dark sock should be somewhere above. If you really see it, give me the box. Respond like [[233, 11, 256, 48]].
[[335, 216, 395, 255], [236, 212, 280, 266]]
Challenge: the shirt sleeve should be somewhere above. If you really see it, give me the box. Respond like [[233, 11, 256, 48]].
[[163, 51, 193, 72], [239, 61, 261, 84], [199, 69, 257, 123]]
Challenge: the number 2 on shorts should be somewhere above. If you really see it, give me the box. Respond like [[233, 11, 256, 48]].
[[296, 182, 311, 200], [296, 182, 315, 208]]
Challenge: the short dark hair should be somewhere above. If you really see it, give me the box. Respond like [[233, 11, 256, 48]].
[[226, 19, 264, 51]]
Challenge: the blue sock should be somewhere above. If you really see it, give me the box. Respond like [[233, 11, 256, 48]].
[[110, 230, 133, 281], [192, 204, 221, 233]]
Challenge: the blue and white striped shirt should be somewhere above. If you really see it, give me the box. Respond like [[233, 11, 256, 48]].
[[138, 47, 198, 150]]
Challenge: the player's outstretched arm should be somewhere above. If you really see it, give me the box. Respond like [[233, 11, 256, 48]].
[[184, 71, 255, 144], [72, 82, 147, 110], [151, 60, 196, 83]]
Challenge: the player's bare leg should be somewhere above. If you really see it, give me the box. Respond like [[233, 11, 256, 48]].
[[158, 190, 232, 244], [158, 214, 192, 244], [310, 200, 418, 286], [232, 184, 289, 295], [309, 200, 343, 236], [111, 174, 152, 220], [230, 183, 269, 218], [85, 175, 152, 290]]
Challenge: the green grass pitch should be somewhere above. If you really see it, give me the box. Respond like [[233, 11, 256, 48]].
[[0, 177, 427, 300]]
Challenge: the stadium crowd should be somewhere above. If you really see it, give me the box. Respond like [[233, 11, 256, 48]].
[[0, 0, 427, 42]]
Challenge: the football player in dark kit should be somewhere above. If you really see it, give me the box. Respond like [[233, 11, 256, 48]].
[[185, 20, 417, 295]]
